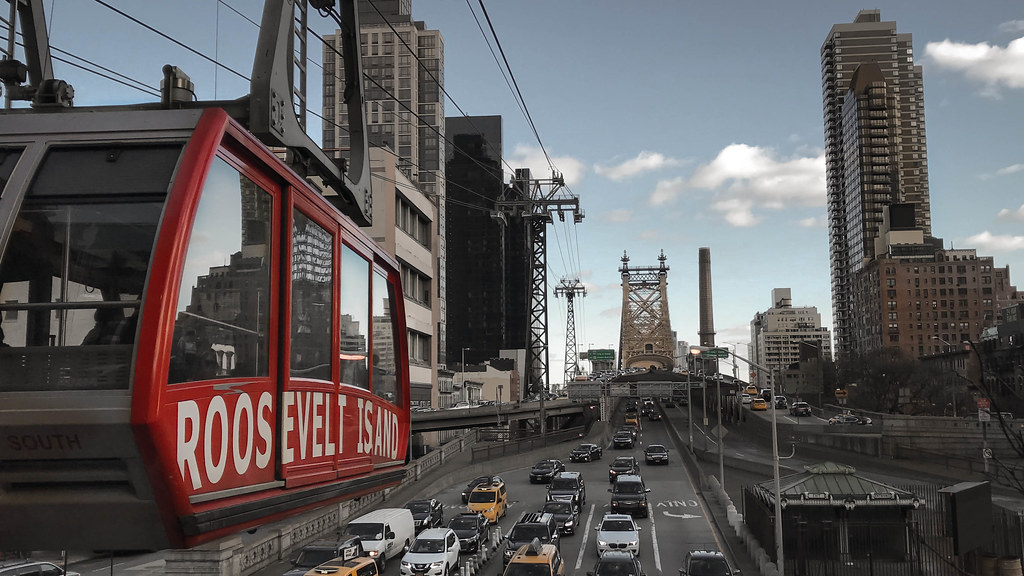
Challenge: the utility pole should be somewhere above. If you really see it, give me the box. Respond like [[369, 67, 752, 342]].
[[496, 169, 583, 434], [554, 278, 587, 389]]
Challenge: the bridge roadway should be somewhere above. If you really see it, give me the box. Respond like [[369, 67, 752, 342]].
[[411, 399, 587, 433], [50, 399, 1004, 576]]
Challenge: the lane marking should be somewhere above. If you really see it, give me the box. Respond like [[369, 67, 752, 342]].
[[662, 511, 702, 519], [575, 503, 597, 570], [650, 513, 662, 573]]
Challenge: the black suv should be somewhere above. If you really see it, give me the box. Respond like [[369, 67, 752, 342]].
[[530, 459, 566, 484], [609, 474, 650, 518], [406, 498, 444, 531], [503, 512, 560, 566], [570, 443, 603, 462], [679, 549, 738, 575], [590, 550, 644, 576], [541, 500, 579, 535], [447, 512, 489, 553], [547, 471, 586, 506], [285, 534, 363, 576], [608, 456, 639, 482]]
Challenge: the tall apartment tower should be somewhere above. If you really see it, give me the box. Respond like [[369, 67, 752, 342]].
[[324, 0, 448, 363], [821, 10, 931, 358], [750, 289, 833, 390], [445, 116, 515, 363]]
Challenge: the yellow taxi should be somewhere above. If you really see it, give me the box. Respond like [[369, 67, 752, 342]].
[[624, 413, 639, 426], [502, 538, 565, 576], [750, 398, 767, 411], [303, 556, 379, 576], [467, 478, 507, 523], [745, 384, 759, 396]]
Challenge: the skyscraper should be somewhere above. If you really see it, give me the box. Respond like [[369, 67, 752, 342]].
[[323, 0, 448, 363], [444, 116, 531, 365], [822, 10, 932, 358], [822, 11, 1021, 360]]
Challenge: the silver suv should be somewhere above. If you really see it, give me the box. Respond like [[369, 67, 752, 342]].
[[0, 561, 80, 576], [400, 528, 461, 576]]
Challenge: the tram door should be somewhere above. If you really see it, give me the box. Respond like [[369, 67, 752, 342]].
[[163, 152, 279, 500]]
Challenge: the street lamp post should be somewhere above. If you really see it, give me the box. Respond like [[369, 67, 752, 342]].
[[687, 352, 694, 452], [703, 346, 785, 571], [716, 373, 724, 487], [461, 347, 470, 404]]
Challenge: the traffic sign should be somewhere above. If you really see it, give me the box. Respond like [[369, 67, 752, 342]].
[[701, 347, 730, 359]]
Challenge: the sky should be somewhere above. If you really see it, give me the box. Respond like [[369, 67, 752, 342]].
[[21, 0, 1024, 385]]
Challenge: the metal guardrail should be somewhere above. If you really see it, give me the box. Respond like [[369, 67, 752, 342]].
[[470, 426, 586, 462]]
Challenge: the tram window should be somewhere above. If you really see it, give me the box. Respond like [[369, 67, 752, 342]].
[[290, 209, 333, 381], [0, 148, 22, 196], [168, 157, 271, 384], [371, 270, 398, 403], [0, 144, 173, 391], [339, 245, 369, 389]]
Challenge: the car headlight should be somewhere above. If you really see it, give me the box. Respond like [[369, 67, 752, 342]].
[[504, 549, 514, 558], [368, 550, 380, 557], [401, 562, 412, 569], [629, 541, 638, 547], [431, 562, 444, 568], [564, 519, 574, 527], [597, 540, 608, 547], [611, 501, 618, 506]]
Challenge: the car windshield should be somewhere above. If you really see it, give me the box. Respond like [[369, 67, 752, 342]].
[[550, 478, 576, 490], [647, 446, 666, 453], [510, 526, 549, 542], [534, 462, 555, 469], [543, 502, 573, 514], [503, 563, 552, 576], [595, 559, 640, 576], [294, 549, 337, 568], [346, 522, 383, 540], [613, 459, 633, 468], [407, 502, 431, 513], [688, 557, 732, 576], [469, 491, 496, 503], [600, 520, 635, 532], [449, 517, 478, 530], [410, 538, 445, 553], [614, 482, 644, 495]]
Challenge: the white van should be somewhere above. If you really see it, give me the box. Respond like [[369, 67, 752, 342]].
[[346, 507, 416, 570]]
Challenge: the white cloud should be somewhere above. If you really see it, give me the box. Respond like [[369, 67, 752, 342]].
[[999, 20, 1024, 34], [506, 144, 586, 187], [997, 163, 1024, 176], [799, 216, 827, 228], [656, 143, 825, 226], [964, 231, 1024, 252], [925, 37, 1024, 96], [997, 204, 1024, 221], [594, 151, 681, 181], [649, 177, 686, 206], [606, 209, 633, 223]]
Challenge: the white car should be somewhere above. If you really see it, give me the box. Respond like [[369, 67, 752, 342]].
[[594, 513, 641, 557], [400, 528, 461, 576], [741, 393, 751, 404]]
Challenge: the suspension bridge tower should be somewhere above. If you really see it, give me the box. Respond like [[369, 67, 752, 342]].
[[618, 250, 675, 370]]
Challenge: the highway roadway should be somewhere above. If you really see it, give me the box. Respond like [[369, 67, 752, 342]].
[[251, 415, 731, 576]]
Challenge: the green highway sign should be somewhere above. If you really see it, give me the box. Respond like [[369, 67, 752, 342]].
[[588, 348, 615, 361], [702, 347, 730, 359]]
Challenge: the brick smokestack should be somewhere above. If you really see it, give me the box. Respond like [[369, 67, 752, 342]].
[[698, 247, 717, 372]]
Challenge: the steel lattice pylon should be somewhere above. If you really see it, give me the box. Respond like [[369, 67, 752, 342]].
[[618, 250, 675, 370], [554, 278, 586, 388], [496, 168, 584, 395]]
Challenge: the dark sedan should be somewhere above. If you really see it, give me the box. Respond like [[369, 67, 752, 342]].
[[608, 456, 639, 482], [529, 459, 565, 483], [570, 443, 603, 462], [406, 498, 443, 531], [612, 432, 635, 449], [644, 444, 669, 464], [447, 512, 489, 553], [542, 500, 579, 535], [462, 475, 503, 503]]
